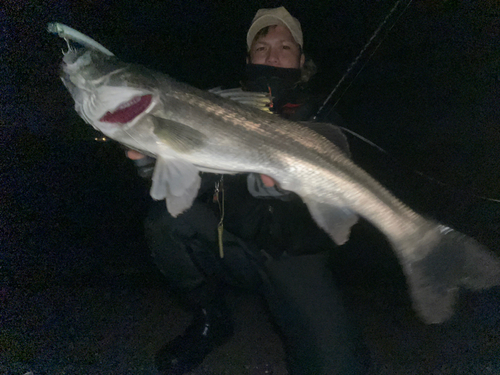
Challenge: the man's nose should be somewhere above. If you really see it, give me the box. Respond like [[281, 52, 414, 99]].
[[266, 48, 280, 65]]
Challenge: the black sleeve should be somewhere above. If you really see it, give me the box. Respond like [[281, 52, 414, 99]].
[[132, 156, 156, 179]]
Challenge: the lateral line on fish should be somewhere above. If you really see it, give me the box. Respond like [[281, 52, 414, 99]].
[[47, 22, 114, 56]]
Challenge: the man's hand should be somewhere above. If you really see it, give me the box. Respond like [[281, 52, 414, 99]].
[[260, 174, 276, 187], [126, 150, 146, 160]]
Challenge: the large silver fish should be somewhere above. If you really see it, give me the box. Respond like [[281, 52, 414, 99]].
[[49, 23, 500, 324]]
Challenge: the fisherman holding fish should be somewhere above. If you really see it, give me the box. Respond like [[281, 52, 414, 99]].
[[128, 7, 371, 375], [50, 3, 500, 373]]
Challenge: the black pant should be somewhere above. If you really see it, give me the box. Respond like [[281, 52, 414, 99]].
[[145, 200, 370, 375]]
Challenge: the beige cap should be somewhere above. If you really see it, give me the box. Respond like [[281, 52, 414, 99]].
[[246, 6, 303, 50]]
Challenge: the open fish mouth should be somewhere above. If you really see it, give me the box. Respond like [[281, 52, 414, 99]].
[[100, 94, 153, 123]]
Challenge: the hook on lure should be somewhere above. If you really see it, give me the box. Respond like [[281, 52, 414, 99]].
[[47, 22, 115, 56]]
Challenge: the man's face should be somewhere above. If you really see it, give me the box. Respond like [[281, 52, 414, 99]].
[[248, 25, 305, 69]]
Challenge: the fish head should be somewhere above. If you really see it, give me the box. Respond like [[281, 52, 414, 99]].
[[61, 48, 159, 138]]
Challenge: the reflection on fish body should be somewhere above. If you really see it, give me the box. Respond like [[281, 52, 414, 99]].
[[50, 23, 500, 324]]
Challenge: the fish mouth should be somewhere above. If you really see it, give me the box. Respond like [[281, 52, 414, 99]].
[[99, 94, 152, 123]]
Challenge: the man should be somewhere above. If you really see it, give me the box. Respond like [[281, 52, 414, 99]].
[[130, 7, 371, 375]]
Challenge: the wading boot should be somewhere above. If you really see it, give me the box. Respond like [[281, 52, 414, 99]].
[[155, 300, 234, 374]]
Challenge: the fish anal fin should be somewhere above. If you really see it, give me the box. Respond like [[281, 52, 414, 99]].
[[303, 198, 359, 245], [150, 156, 201, 217]]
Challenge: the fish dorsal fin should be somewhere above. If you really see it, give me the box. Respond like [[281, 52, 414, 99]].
[[153, 117, 207, 153], [150, 156, 201, 217], [302, 198, 359, 245]]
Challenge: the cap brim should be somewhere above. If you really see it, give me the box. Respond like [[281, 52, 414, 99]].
[[247, 17, 299, 50]]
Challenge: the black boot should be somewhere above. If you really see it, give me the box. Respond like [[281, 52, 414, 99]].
[[155, 298, 234, 374]]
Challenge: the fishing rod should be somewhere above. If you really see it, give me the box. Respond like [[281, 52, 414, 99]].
[[314, 0, 413, 120]]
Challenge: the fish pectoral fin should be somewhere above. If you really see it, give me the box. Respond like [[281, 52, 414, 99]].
[[152, 117, 207, 153], [150, 156, 201, 217], [303, 198, 359, 245]]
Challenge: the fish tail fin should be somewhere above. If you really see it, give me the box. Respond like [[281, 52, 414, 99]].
[[399, 226, 500, 324]]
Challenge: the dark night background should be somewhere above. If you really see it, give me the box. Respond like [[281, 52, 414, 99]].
[[1, 0, 500, 374]]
